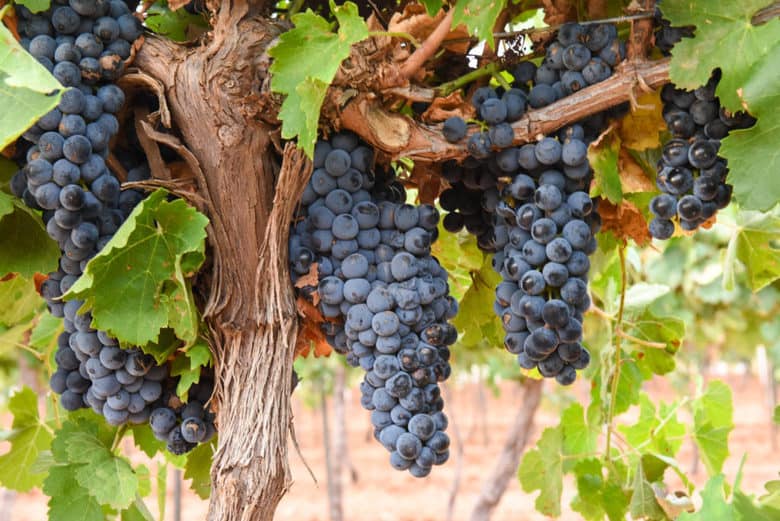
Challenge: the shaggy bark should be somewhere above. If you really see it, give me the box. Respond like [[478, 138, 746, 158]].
[[134, 4, 309, 520]]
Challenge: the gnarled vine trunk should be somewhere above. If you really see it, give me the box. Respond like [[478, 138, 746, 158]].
[[134, 5, 307, 520]]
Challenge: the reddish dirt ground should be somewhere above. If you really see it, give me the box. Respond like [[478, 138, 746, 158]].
[[4, 371, 778, 521]]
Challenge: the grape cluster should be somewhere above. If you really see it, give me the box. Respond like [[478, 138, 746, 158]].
[[16, 0, 142, 90], [489, 125, 598, 384], [648, 21, 756, 239], [289, 131, 456, 477], [11, 0, 216, 455], [149, 379, 217, 454], [439, 22, 624, 253]]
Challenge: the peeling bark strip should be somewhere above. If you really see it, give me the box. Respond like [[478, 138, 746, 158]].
[[469, 379, 544, 521], [340, 59, 670, 162], [134, 4, 311, 517]]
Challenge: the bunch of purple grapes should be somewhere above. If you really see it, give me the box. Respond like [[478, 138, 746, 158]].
[[289, 131, 456, 477], [11, 0, 215, 455]]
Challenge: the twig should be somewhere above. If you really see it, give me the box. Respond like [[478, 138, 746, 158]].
[[342, 59, 671, 162], [752, 2, 780, 25], [400, 9, 454, 79], [604, 245, 627, 462]]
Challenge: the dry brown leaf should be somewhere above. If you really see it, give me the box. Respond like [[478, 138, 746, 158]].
[[599, 198, 651, 246], [0, 2, 21, 41], [408, 163, 442, 204], [294, 263, 319, 291], [617, 91, 666, 151], [294, 296, 333, 358], [33, 272, 47, 294], [618, 148, 655, 193], [420, 91, 474, 123]]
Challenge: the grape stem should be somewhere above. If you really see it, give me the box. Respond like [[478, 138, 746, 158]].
[[604, 245, 627, 462]]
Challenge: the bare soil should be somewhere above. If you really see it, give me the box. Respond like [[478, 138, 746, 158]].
[[4, 371, 777, 521]]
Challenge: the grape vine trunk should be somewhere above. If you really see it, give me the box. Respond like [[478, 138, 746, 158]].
[[134, 10, 301, 520]]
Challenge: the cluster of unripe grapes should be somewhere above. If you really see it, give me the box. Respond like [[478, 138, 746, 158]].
[[11, 0, 216, 455], [289, 132, 456, 477]]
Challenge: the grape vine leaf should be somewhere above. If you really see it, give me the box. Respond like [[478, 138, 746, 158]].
[[660, 2, 780, 211], [774, 406, 780, 425], [0, 5, 64, 149], [588, 132, 623, 204], [170, 338, 212, 399], [0, 387, 53, 491], [724, 211, 780, 292], [734, 491, 780, 521], [452, 0, 506, 49], [692, 380, 734, 476], [184, 439, 215, 499], [621, 394, 685, 458], [571, 458, 629, 521], [145, 1, 208, 42], [420, 0, 443, 16], [268, 1, 368, 157], [621, 283, 670, 311], [678, 474, 734, 520], [0, 192, 61, 277], [66, 189, 208, 347], [43, 466, 104, 521], [629, 460, 666, 520], [519, 426, 563, 517], [121, 497, 155, 521], [625, 310, 683, 376], [561, 403, 597, 459], [0, 275, 42, 327], [130, 424, 165, 459], [15, 0, 51, 13], [661, 1, 779, 113]]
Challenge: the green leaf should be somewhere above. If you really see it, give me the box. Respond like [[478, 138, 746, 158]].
[[0, 387, 53, 491], [420, 0, 443, 16], [561, 402, 597, 458], [621, 394, 685, 458], [0, 192, 60, 277], [661, 1, 779, 113], [0, 274, 42, 326], [131, 424, 165, 459], [734, 491, 780, 521], [66, 189, 208, 347], [758, 473, 780, 510], [679, 474, 735, 521], [774, 406, 780, 425], [50, 418, 139, 510], [588, 132, 623, 204], [613, 356, 643, 416], [452, 0, 506, 50], [121, 497, 155, 521], [157, 463, 168, 521], [692, 381, 734, 476], [519, 426, 563, 517], [16, 0, 51, 13], [268, 1, 368, 156], [571, 458, 630, 521], [724, 211, 780, 292], [719, 54, 780, 211], [145, 1, 208, 42], [661, 1, 780, 211], [625, 310, 684, 376], [0, 5, 64, 149], [629, 460, 666, 520], [184, 439, 215, 499], [43, 466, 104, 521], [170, 339, 212, 399]]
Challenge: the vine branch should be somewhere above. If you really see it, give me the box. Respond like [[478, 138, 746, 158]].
[[341, 58, 670, 162], [400, 8, 454, 79]]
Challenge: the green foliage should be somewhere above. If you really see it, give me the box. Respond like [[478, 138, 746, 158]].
[[269, 1, 368, 157], [0, 5, 64, 149], [170, 339, 212, 399], [15, 0, 51, 13], [588, 132, 623, 204], [0, 192, 61, 277], [0, 387, 53, 491], [0, 275, 42, 327], [452, 0, 506, 50], [691, 380, 734, 476], [184, 439, 216, 499], [66, 189, 208, 347], [661, 1, 780, 211], [419, 0, 442, 16], [629, 460, 666, 520], [724, 210, 780, 291], [145, 1, 209, 42], [519, 424, 564, 516]]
